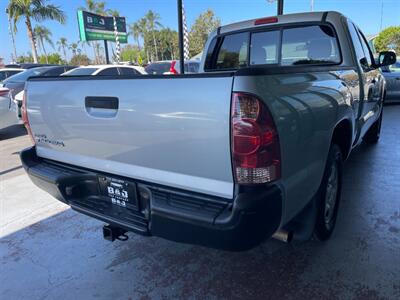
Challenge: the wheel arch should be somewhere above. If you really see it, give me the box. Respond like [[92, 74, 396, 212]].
[[331, 118, 353, 160]]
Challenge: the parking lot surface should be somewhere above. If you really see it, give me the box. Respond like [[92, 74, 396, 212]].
[[1, 106, 399, 300]]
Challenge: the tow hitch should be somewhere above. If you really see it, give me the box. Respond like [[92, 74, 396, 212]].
[[103, 224, 129, 242]]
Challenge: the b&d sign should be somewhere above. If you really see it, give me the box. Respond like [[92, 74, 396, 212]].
[[77, 10, 128, 43]]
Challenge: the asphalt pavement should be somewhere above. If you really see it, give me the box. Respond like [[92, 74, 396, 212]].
[[0, 106, 399, 300]]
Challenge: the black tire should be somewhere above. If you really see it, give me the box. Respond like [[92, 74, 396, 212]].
[[313, 144, 343, 241], [363, 110, 383, 144]]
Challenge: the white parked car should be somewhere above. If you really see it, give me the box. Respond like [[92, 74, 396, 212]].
[[0, 88, 18, 130], [62, 65, 147, 76]]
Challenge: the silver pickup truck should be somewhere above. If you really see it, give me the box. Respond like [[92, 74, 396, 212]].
[[20, 11, 396, 251]]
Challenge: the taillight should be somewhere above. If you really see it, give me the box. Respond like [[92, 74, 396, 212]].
[[254, 16, 278, 25], [169, 60, 178, 74], [0, 88, 10, 97], [21, 90, 35, 145], [231, 92, 281, 184]]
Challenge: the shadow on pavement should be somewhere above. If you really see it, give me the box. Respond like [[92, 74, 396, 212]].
[[0, 124, 27, 141]]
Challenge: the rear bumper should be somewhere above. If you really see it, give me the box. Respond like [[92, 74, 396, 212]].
[[21, 147, 282, 251]]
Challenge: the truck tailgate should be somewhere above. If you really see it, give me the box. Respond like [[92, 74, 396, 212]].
[[26, 76, 234, 199]]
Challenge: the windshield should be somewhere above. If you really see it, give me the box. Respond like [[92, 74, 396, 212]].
[[64, 68, 99, 76], [4, 67, 52, 82]]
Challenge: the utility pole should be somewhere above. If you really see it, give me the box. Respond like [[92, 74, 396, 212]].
[[311, 0, 314, 12], [177, 0, 185, 74], [104, 40, 110, 64], [6, 8, 18, 63], [380, 0, 384, 31], [277, 0, 284, 15]]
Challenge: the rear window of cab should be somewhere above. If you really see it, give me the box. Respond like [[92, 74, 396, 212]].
[[204, 24, 341, 71]]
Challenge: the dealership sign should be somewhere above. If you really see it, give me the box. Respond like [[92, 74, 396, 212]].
[[77, 10, 128, 43]]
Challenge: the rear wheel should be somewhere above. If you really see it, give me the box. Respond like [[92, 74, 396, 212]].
[[313, 144, 343, 241], [363, 110, 383, 144]]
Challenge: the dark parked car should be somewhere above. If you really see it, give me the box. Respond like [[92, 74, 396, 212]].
[[382, 60, 400, 102], [3, 65, 76, 117], [4, 63, 57, 69]]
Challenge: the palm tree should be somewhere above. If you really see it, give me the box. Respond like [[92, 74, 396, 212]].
[[69, 42, 78, 57], [34, 25, 54, 63], [129, 22, 142, 51], [139, 17, 150, 62], [80, 0, 106, 15], [145, 10, 162, 61], [106, 9, 119, 17], [7, 0, 66, 63], [57, 37, 68, 61], [78, 40, 90, 57], [94, 43, 104, 64]]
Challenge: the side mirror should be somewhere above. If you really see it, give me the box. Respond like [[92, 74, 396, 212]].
[[377, 51, 396, 67]]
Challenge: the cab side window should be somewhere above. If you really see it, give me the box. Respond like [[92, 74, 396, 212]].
[[347, 20, 365, 62], [357, 28, 374, 67], [215, 32, 248, 70], [347, 20, 373, 69]]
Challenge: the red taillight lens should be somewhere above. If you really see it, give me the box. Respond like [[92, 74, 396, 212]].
[[231, 92, 280, 184], [21, 90, 35, 145], [0, 88, 10, 97], [169, 61, 178, 74], [254, 17, 278, 25]]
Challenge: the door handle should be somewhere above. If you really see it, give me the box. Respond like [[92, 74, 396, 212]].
[[85, 96, 119, 118], [85, 96, 119, 110]]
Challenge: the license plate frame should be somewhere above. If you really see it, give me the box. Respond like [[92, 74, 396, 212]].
[[98, 175, 137, 209]]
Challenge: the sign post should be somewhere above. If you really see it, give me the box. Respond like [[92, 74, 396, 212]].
[[104, 40, 110, 64], [77, 10, 128, 64], [177, 0, 185, 74]]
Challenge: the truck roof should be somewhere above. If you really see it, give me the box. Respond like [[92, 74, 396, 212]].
[[219, 11, 344, 35]]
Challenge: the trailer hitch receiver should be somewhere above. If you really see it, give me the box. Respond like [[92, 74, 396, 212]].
[[103, 224, 128, 242]]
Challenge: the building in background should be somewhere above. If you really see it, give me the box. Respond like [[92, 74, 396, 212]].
[[0, 58, 4, 68]]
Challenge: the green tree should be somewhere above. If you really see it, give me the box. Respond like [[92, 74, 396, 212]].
[[78, 40, 90, 57], [69, 42, 79, 57], [80, 0, 105, 15], [156, 28, 179, 60], [139, 17, 151, 62], [38, 53, 63, 64], [34, 25, 54, 63], [189, 9, 220, 57], [375, 26, 400, 53], [145, 10, 162, 61], [129, 22, 142, 50], [106, 9, 119, 17], [57, 37, 68, 61], [70, 54, 91, 66], [17, 52, 34, 63], [7, 0, 66, 63], [120, 45, 144, 63]]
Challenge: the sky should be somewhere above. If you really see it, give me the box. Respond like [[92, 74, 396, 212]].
[[0, 0, 399, 63]]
